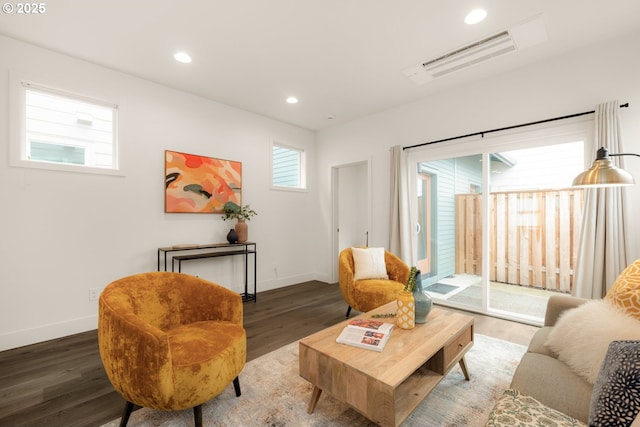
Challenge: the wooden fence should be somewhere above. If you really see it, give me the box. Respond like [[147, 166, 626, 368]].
[[455, 189, 583, 292]]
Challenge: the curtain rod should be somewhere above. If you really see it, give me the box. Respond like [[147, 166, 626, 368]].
[[403, 103, 630, 151]]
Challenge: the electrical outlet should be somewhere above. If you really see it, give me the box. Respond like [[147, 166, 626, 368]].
[[89, 288, 99, 301]]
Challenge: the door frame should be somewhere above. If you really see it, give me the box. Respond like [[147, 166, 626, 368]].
[[330, 159, 372, 283], [416, 171, 434, 276], [406, 119, 591, 324]]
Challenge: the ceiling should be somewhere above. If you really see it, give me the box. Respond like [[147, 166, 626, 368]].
[[2, 1, 639, 131]]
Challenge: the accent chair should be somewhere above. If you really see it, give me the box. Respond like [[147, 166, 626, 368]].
[[338, 247, 410, 317], [98, 272, 246, 427]]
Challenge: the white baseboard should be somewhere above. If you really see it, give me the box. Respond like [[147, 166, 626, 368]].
[[258, 272, 331, 292], [0, 274, 334, 352], [0, 314, 97, 352]]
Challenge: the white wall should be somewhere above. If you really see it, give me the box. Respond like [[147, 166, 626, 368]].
[[0, 35, 324, 351], [317, 29, 640, 278], [3, 28, 640, 351]]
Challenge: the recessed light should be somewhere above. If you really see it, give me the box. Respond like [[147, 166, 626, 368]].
[[464, 8, 487, 25], [286, 96, 299, 104], [174, 52, 192, 64]]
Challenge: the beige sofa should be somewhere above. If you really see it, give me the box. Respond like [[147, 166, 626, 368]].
[[488, 259, 640, 426], [508, 294, 592, 423]]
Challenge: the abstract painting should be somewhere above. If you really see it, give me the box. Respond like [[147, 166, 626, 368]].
[[165, 150, 242, 213]]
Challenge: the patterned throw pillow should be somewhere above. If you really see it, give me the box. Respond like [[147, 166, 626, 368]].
[[606, 259, 640, 320], [589, 341, 640, 427], [486, 389, 586, 427]]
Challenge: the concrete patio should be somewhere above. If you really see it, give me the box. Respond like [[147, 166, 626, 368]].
[[425, 274, 565, 320]]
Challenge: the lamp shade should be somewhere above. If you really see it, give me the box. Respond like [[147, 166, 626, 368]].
[[572, 147, 635, 187]]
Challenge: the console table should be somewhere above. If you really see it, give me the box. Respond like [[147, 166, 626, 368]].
[[157, 242, 257, 303]]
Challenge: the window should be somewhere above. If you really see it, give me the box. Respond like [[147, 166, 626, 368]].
[[272, 142, 306, 189], [12, 81, 119, 174]]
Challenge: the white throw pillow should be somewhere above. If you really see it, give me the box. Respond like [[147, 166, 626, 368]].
[[351, 247, 389, 281], [545, 299, 640, 384]]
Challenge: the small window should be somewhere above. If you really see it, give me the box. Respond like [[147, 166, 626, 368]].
[[13, 81, 119, 174], [272, 143, 306, 189], [30, 141, 85, 165]]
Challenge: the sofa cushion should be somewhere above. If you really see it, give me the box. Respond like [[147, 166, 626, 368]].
[[510, 352, 592, 422], [351, 247, 389, 280], [545, 299, 640, 384], [589, 340, 640, 427], [526, 326, 556, 357], [486, 389, 586, 427], [606, 258, 640, 321]]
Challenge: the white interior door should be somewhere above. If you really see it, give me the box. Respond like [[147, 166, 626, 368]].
[[331, 161, 370, 282]]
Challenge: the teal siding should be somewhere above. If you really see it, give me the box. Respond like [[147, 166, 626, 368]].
[[419, 155, 482, 284]]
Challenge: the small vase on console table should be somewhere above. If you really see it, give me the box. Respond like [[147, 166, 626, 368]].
[[226, 228, 238, 244], [235, 219, 248, 242]]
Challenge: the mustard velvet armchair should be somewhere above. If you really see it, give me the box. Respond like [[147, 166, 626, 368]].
[[98, 272, 246, 427], [339, 247, 411, 317]]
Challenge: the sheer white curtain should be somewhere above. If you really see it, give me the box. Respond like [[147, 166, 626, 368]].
[[389, 145, 415, 264], [573, 101, 630, 298]]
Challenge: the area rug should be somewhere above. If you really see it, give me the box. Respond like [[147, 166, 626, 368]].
[[100, 334, 526, 427]]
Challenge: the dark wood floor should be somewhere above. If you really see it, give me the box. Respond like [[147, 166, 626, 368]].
[[0, 281, 538, 427]]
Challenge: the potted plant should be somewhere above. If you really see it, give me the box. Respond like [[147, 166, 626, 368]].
[[404, 266, 419, 292], [222, 202, 257, 243]]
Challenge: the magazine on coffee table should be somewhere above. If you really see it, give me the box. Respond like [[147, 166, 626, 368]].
[[336, 318, 394, 352]]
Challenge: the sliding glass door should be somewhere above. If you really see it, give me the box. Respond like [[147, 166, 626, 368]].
[[410, 124, 589, 324]]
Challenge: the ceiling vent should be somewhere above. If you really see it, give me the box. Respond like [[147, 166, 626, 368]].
[[404, 14, 547, 85], [423, 31, 515, 78]]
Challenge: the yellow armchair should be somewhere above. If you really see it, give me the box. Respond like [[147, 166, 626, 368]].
[[339, 247, 410, 317], [98, 272, 246, 427]]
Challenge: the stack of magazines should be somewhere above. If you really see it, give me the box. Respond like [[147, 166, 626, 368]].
[[336, 318, 394, 352]]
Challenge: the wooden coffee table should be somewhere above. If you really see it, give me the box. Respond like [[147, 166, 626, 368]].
[[299, 302, 474, 427]]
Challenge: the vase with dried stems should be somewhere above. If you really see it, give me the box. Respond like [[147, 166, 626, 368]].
[[222, 202, 257, 243]]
